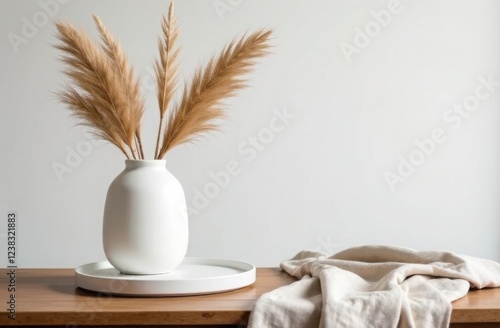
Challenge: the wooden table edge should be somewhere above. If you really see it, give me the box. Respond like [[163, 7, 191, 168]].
[[1, 268, 499, 326]]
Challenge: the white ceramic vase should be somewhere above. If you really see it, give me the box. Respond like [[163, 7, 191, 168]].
[[102, 160, 188, 275]]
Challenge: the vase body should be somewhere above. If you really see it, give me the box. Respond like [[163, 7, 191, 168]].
[[103, 160, 188, 275]]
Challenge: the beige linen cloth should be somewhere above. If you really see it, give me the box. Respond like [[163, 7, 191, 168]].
[[248, 245, 500, 328]]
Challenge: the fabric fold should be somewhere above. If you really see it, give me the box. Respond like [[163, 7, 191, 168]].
[[248, 245, 500, 328]]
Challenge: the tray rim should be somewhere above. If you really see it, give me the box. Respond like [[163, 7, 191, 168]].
[[74, 257, 256, 296]]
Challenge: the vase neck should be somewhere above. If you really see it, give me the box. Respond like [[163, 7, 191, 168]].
[[125, 160, 166, 169]]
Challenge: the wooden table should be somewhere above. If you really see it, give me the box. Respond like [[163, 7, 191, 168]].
[[1, 268, 499, 327]]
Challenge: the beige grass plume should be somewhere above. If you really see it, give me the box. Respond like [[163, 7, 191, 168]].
[[156, 28, 272, 159], [55, 20, 144, 159], [154, 1, 180, 159], [54, 1, 272, 160], [93, 15, 145, 159]]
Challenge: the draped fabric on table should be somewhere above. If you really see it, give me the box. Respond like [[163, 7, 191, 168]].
[[248, 245, 500, 328]]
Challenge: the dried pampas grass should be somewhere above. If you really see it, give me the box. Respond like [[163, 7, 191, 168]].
[[54, 1, 272, 160]]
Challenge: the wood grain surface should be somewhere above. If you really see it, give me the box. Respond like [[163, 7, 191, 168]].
[[0, 268, 498, 327]]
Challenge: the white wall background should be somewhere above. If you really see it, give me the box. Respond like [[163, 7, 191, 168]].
[[1, 0, 499, 268]]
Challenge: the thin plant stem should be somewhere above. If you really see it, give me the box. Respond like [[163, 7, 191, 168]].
[[154, 117, 164, 159], [135, 131, 145, 159]]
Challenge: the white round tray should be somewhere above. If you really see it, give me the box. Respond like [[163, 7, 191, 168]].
[[75, 257, 256, 296]]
